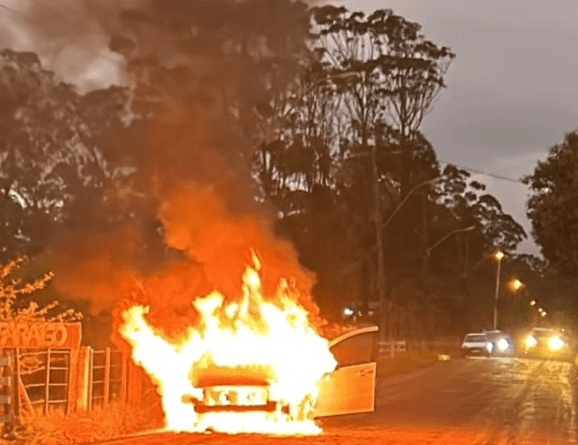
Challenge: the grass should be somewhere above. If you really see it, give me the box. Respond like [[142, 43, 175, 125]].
[[377, 350, 444, 379], [1, 402, 162, 445]]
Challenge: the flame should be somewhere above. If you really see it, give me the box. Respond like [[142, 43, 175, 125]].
[[119, 252, 337, 435]]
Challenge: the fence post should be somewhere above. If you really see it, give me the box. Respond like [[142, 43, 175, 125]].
[[75, 346, 91, 411], [88, 348, 94, 410], [67, 349, 78, 414], [0, 351, 12, 423], [120, 352, 128, 403], [44, 349, 51, 414], [13, 349, 20, 419], [103, 348, 111, 406]]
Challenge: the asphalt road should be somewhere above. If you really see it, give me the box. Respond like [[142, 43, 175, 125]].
[[94, 357, 578, 444]]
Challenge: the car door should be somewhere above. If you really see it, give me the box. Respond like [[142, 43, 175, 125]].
[[314, 326, 378, 417]]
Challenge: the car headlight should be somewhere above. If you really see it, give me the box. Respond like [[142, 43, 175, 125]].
[[497, 338, 509, 351], [548, 336, 565, 351], [525, 336, 537, 348], [486, 342, 493, 352]]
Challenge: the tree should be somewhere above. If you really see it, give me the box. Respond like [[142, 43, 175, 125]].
[[308, 7, 455, 336], [0, 50, 119, 259], [251, 6, 527, 336], [0, 256, 82, 323], [525, 130, 578, 275]]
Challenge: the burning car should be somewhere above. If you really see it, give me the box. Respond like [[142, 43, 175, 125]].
[[185, 325, 378, 420], [119, 255, 378, 435]]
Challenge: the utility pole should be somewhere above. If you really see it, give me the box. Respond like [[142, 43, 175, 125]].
[[370, 141, 388, 349], [493, 251, 504, 330], [422, 190, 429, 275]]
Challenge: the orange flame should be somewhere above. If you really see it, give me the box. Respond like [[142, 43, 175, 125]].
[[119, 253, 337, 435]]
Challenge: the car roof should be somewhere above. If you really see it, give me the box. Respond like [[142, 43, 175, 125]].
[[329, 325, 378, 347], [464, 332, 487, 337]]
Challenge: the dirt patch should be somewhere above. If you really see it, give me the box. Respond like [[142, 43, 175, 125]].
[[377, 351, 442, 379]]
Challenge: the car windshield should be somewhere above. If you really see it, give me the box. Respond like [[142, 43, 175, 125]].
[[532, 329, 554, 338], [464, 334, 487, 342]]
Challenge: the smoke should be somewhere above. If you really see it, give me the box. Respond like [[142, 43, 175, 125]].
[[34, 0, 326, 339], [16, 0, 129, 91]]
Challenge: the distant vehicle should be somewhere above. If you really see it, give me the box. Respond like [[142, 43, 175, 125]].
[[484, 330, 515, 356], [523, 327, 574, 361], [461, 332, 492, 357]]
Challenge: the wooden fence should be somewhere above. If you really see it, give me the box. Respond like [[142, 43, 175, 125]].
[[0, 347, 136, 419], [87, 348, 128, 409], [18, 348, 72, 414]]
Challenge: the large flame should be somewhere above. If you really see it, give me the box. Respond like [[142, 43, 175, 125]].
[[119, 253, 337, 435]]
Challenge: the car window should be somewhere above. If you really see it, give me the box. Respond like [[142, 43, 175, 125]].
[[330, 331, 377, 368], [464, 334, 487, 342], [532, 329, 553, 339]]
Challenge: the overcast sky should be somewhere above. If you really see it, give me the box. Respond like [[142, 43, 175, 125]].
[[3, 0, 578, 256], [344, 0, 578, 256]]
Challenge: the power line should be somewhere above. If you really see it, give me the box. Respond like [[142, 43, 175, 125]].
[[439, 160, 526, 184]]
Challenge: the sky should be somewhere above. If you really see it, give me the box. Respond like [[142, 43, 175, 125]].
[[2, 0, 578, 256]]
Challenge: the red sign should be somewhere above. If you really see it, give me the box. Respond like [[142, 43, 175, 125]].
[[0, 322, 82, 349]]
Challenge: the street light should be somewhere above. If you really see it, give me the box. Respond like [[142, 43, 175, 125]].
[[541, 311, 547, 317], [530, 300, 536, 306], [425, 225, 476, 257], [508, 278, 524, 293], [493, 250, 504, 330], [381, 178, 440, 234]]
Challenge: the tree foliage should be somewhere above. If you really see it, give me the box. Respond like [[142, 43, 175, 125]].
[[0, 50, 119, 258], [0, 257, 81, 323], [525, 130, 578, 275]]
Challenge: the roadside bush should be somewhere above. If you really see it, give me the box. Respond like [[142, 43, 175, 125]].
[[4, 402, 160, 445]]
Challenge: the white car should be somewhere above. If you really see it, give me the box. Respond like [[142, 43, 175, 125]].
[[191, 326, 379, 418], [461, 332, 492, 357]]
